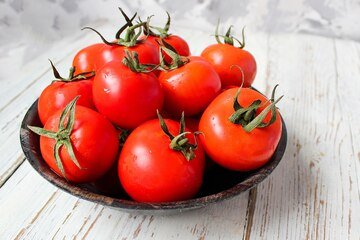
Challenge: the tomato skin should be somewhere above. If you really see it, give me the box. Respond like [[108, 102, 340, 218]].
[[144, 35, 190, 62], [201, 44, 257, 87], [40, 106, 119, 183], [72, 43, 105, 75], [93, 61, 164, 130], [199, 88, 282, 171], [93, 41, 159, 71], [38, 81, 94, 125], [158, 56, 221, 117], [119, 119, 205, 202]]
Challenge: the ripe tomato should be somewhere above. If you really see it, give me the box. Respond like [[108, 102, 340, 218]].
[[72, 43, 105, 75], [144, 35, 190, 63], [118, 113, 205, 202], [158, 56, 221, 117], [93, 41, 159, 71], [199, 87, 283, 171], [200, 25, 256, 88], [83, 12, 159, 72], [92, 53, 164, 129], [38, 61, 95, 125], [141, 12, 190, 63], [29, 98, 119, 183]]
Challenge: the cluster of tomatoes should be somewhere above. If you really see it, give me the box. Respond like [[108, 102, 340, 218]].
[[29, 9, 283, 203]]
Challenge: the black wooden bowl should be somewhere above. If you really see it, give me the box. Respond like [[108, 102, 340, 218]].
[[20, 100, 287, 214]]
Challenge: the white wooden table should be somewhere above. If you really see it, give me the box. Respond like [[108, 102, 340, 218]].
[[0, 24, 359, 239]]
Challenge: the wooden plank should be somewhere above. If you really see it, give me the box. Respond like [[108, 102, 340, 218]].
[[248, 34, 360, 239], [0, 162, 250, 240]]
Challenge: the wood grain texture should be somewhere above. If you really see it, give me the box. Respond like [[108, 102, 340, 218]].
[[0, 24, 359, 239], [249, 34, 360, 240]]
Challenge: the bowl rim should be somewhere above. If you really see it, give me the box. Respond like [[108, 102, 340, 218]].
[[20, 99, 287, 211]]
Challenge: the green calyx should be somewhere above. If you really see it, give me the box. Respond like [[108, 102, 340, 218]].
[[82, 8, 148, 48], [49, 60, 94, 83], [143, 11, 171, 38], [122, 50, 158, 73], [157, 110, 200, 161], [215, 19, 246, 49], [158, 39, 189, 70], [28, 97, 82, 179], [229, 85, 283, 132]]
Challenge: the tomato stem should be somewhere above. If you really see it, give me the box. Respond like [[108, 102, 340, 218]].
[[49, 60, 94, 83], [82, 9, 148, 48], [157, 39, 189, 70], [156, 110, 200, 160], [215, 20, 246, 49], [116, 8, 137, 39], [143, 11, 171, 38], [229, 85, 283, 132], [122, 50, 159, 73], [28, 96, 83, 179]]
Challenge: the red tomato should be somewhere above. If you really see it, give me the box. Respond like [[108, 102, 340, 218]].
[[199, 87, 282, 171], [72, 43, 105, 75], [118, 117, 205, 202], [201, 44, 256, 88], [144, 35, 190, 63], [31, 102, 119, 183], [93, 60, 164, 129], [38, 81, 94, 125], [93, 41, 159, 71], [140, 12, 190, 63], [158, 56, 221, 117], [38, 62, 95, 125]]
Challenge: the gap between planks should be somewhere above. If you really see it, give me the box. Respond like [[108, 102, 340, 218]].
[[0, 156, 25, 188], [243, 188, 258, 240]]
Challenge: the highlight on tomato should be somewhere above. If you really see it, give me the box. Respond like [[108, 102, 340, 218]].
[[29, 97, 119, 183], [118, 111, 205, 202], [158, 40, 221, 117], [82, 8, 159, 71], [92, 50, 164, 130], [38, 60, 95, 125], [141, 12, 190, 64], [201, 21, 257, 88], [199, 85, 283, 171]]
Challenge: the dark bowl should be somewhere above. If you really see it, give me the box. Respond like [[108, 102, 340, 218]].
[[20, 100, 287, 214]]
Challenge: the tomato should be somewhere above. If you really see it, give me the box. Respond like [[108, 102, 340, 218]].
[[158, 56, 221, 117], [199, 87, 282, 171], [92, 54, 164, 130], [118, 113, 205, 202], [144, 35, 190, 63], [72, 43, 105, 75], [38, 62, 95, 125], [200, 24, 256, 88], [29, 98, 119, 183], [93, 41, 159, 71], [83, 12, 159, 72], [141, 12, 190, 63]]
